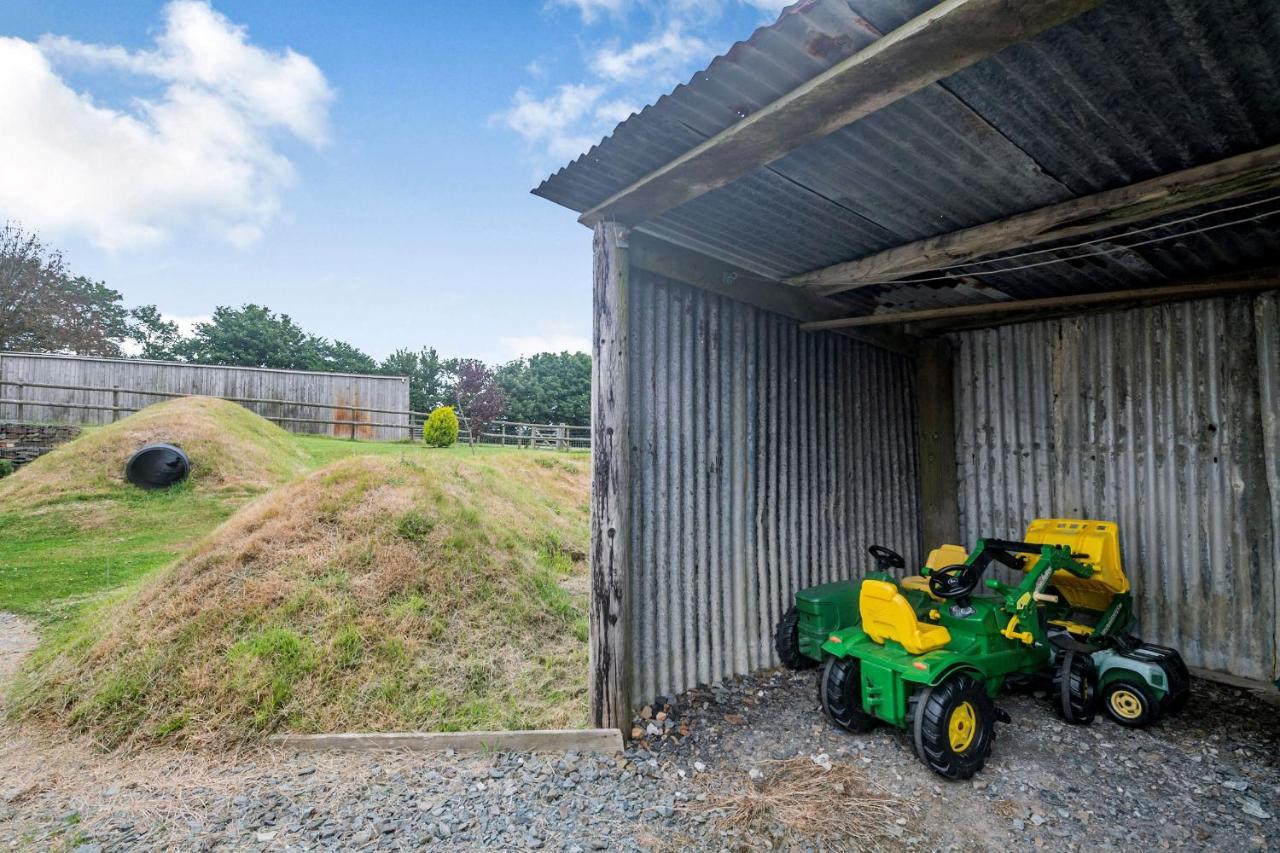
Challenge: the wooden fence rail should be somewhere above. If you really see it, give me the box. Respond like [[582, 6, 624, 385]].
[[0, 380, 591, 451]]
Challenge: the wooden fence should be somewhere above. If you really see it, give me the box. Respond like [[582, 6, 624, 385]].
[[0, 351, 410, 440], [0, 376, 590, 451]]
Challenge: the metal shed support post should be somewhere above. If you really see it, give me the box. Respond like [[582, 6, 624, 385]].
[[590, 222, 632, 732], [915, 338, 960, 550]]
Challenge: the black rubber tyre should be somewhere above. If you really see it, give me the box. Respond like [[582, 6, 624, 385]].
[[1158, 650, 1191, 714], [819, 656, 876, 733], [1101, 678, 1160, 728], [775, 605, 817, 670], [910, 672, 995, 780], [1052, 650, 1098, 725]]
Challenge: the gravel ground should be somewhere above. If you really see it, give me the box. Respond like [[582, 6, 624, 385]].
[[1, 619, 1277, 851]]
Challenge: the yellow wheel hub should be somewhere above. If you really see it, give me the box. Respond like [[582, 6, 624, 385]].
[[1109, 688, 1144, 719], [948, 701, 977, 752]]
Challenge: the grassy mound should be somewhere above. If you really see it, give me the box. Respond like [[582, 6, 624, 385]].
[[0, 398, 309, 617], [11, 452, 590, 747], [0, 396, 306, 506]]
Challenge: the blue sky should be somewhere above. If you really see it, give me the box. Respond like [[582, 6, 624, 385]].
[[0, 1, 786, 363]]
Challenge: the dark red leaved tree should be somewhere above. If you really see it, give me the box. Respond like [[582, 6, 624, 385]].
[[452, 359, 506, 449]]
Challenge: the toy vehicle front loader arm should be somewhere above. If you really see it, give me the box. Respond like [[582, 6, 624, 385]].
[[985, 545, 1096, 647]]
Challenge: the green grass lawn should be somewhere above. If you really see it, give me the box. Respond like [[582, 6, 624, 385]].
[[0, 428, 584, 620]]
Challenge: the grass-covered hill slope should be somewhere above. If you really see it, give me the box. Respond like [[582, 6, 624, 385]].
[[0, 398, 308, 617], [0, 396, 306, 505], [11, 452, 591, 748]]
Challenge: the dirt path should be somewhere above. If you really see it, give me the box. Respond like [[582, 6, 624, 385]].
[[0, 613, 37, 700]]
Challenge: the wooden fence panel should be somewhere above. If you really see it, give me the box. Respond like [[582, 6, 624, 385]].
[[0, 352, 410, 441]]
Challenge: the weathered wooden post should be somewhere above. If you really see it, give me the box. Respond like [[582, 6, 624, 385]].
[[590, 221, 631, 733], [111, 386, 121, 422], [915, 338, 960, 550], [15, 382, 24, 423]]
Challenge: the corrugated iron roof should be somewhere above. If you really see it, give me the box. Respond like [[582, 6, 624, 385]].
[[534, 0, 1280, 314]]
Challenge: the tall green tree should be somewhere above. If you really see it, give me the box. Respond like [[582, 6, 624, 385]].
[[379, 347, 452, 413], [321, 339, 379, 374], [496, 351, 591, 424], [174, 304, 376, 373], [0, 223, 130, 356], [126, 305, 181, 360]]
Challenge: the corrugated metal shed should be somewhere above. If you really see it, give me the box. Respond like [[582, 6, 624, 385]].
[[628, 270, 921, 700], [536, 0, 1280, 312], [554, 0, 1280, 725], [952, 293, 1280, 680], [0, 352, 411, 441]]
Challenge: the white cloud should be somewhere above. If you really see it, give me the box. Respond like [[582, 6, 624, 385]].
[[500, 331, 591, 360], [594, 99, 639, 125], [551, 0, 628, 24], [589, 24, 710, 83], [507, 1, 791, 170], [494, 83, 606, 164], [0, 1, 332, 251], [740, 0, 791, 14]]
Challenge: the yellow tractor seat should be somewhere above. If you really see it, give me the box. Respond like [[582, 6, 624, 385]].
[[899, 544, 970, 600], [860, 579, 952, 654]]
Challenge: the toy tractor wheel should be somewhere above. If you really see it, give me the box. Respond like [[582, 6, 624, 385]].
[[910, 672, 995, 780], [775, 606, 817, 670], [1157, 650, 1191, 714], [1052, 650, 1098, 725], [1101, 679, 1160, 727], [819, 656, 876, 733]]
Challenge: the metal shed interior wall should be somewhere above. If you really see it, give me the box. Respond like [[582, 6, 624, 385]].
[[626, 269, 921, 702], [951, 294, 1280, 682]]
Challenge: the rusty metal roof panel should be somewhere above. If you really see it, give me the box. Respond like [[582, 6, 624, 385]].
[[535, 0, 1280, 309]]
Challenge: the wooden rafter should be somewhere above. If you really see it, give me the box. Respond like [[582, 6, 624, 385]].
[[792, 144, 1280, 294], [577, 0, 1103, 228], [798, 269, 1280, 331], [628, 232, 916, 355]]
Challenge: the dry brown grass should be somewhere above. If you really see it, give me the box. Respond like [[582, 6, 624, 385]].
[[11, 451, 591, 749], [687, 757, 902, 850], [0, 396, 305, 505]]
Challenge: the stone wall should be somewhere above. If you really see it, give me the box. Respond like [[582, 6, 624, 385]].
[[0, 422, 81, 468]]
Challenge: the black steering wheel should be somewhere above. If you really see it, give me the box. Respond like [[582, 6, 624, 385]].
[[868, 545, 905, 572], [928, 563, 981, 600]]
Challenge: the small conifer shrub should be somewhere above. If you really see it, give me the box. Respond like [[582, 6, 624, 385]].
[[422, 406, 460, 448]]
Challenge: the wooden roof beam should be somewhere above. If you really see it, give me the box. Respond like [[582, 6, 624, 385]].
[[577, 0, 1103, 228], [792, 143, 1280, 294], [798, 268, 1280, 331], [627, 232, 917, 356]]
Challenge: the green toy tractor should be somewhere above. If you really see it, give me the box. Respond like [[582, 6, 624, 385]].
[[775, 519, 1190, 779]]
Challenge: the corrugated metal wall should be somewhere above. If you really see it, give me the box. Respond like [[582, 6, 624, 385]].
[[627, 270, 921, 702], [0, 352, 410, 441], [953, 294, 1280, 681]]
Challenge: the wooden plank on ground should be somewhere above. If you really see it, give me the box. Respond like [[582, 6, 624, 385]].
[[578, 0, 1102, 228], [793, 143, 1280, 293], [269, 728, 625, 754]]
